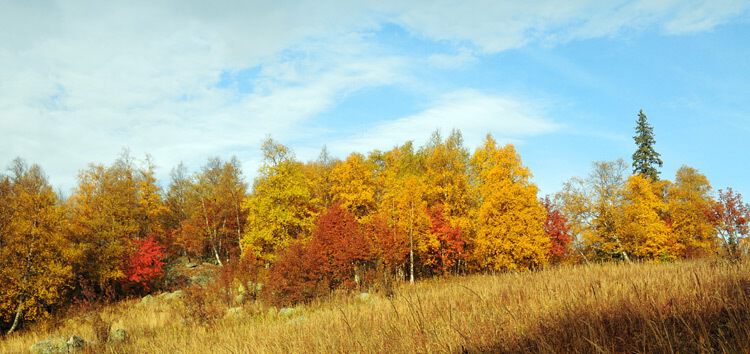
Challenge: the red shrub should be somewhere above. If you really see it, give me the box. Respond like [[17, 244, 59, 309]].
[[124, 235, 166, 291]]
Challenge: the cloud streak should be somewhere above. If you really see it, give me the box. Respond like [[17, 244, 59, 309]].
[[0, 0, 747, 190], [327, 90, 559, 156]]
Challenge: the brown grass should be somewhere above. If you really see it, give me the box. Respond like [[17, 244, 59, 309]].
[[3, 260, 749, 353]]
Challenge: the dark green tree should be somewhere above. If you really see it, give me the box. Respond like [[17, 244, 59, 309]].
[[632, 110, 663, 180]]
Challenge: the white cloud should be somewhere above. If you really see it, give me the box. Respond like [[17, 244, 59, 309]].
[[326, 90, 559, 156], [0, 0, 746, 190]]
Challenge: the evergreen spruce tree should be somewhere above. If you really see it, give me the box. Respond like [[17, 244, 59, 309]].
[[632, 109, 663, 180]]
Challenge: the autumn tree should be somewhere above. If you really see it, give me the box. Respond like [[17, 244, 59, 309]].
[[667, 166, 717, 258], [307, 204, 372, 289], [619, 175, 675, 261], [425, 204, 464, 275], [262, 241, 325, 306], [558, 159, 629, 261], [0, 159, 72, 334], [373, 144, 433, 282], [470, 136, 549, 271], [304, 146, 337, 212], [67, 153, 143, 295], [330, 153, 378, 222], [243, 139, 314, 264], [137, 156, 169, 240], [365, 214, 409, 280], [632, 109, 663, 180], [710, 188, 750, 260], [187, 157, 247, 265], [421, 130, 473, 224], [164, 163, 199, 258], [542, 196, 572, 264]]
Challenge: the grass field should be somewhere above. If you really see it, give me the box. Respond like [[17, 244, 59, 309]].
[[3, 260, 749, 353]]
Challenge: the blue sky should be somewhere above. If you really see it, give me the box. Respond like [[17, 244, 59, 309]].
[[1, 1, 749, 197]]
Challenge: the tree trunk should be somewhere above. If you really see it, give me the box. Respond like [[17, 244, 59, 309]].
[[6, 302, 22, 335], [409, 203, 415, 284]]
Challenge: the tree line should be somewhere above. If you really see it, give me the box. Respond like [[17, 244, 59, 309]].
[[1, 110, 748, 332]]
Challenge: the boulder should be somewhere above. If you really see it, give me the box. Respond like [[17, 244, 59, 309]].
[[289, 315, 307, 325], [140, 294, 155, 305], [30, 335, 85, 354], [234, 293, 245, 305], [163, 290, 184, 301], [66, 336, 85, 350], [109, 328, 128, 343], [225, 307, 243, 318], [278, 307, 296, 317]]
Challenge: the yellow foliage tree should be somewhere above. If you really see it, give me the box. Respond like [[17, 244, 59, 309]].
[[558, 159, 630, 261], [619, 174, 675, 260], [371, 143, 437, 281], [303, 146, 337, 212], [470, 136, 549, 271], [330, 153, 377, 222], [0, 159, 72, 334], [137, 156, 169, 239], [421, 130, 473, 228], [667, 166, 718, 258], [242, 139, 314, 264]]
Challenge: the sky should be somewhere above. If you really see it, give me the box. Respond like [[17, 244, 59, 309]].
[[1, 0, 749, 198]]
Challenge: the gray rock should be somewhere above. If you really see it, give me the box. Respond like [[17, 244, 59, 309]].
[[140, 294, 155, 305], [278, 307, 296, 317], [279, 307, 294, 317], [234, 293, 245, 305], [66, 335, 85, 350], [190, 273, 212, 286], [164, 290, 184, 301], [357, 292, 371, 302], [30, 335, 85, 354], [225, 307, 243, 318], [109, 328, 128, 343], [185, 262, 198, 269], [289, 315, 307, 324]]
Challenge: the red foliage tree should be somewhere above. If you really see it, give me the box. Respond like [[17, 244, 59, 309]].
[[307, 203, 372, 289], [710, 188, 750, 260], [542, 196, 572, 264], [263, 241, 326, 306], [263, 204, 372, 306], [366, 214, 409, 271], [426, 204, 464, 275], [124, 235, 166, 291]]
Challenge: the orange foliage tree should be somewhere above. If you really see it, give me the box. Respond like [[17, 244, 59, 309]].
[[425, 204, 464, 275], [710, 188, 750, 260], [307, 204, 372, 289], [0, 160, 72, 334]]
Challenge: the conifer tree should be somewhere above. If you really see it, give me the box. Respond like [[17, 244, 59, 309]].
[[632, 109, 663, 180]]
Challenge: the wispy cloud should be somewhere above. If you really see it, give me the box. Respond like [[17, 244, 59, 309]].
[[327, 90, 559, 156], [0, 0, 747, 190]]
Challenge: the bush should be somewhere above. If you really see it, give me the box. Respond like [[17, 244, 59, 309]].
[[181, 284, 225, 325], [91, 312, 111, 344]]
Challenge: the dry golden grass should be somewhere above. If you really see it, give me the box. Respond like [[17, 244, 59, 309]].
[[3, 260, 750, 353]]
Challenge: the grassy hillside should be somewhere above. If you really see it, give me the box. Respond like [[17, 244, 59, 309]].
[[3, 260, 749, 353]]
